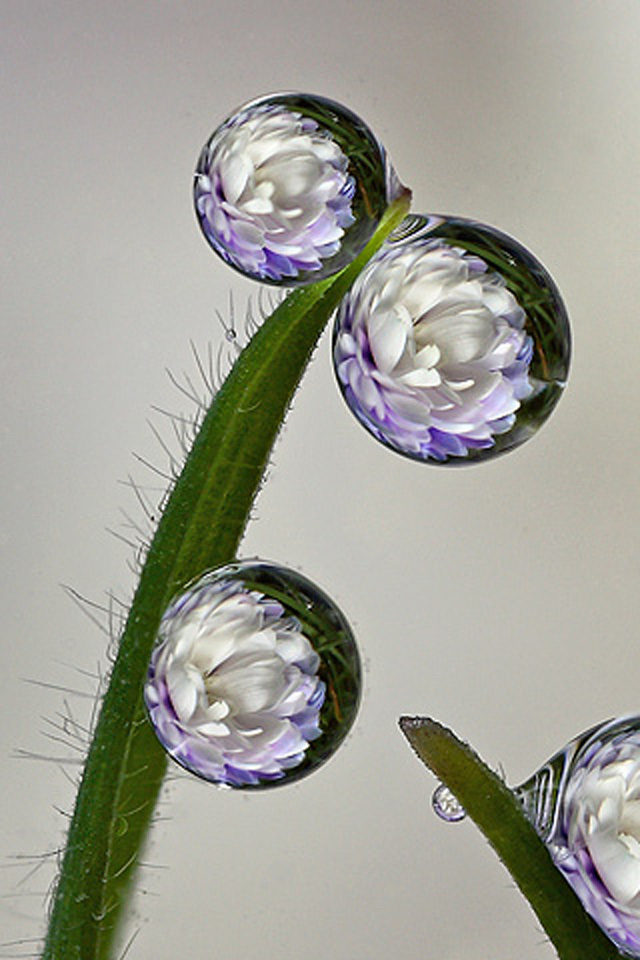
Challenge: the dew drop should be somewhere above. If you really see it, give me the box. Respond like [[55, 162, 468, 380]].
[[515, 716, 640, 956], [432, 782, 466, 822], [144, 559, 361, 790], [194, 93, 398, 286], [333, 213, 571, 465]]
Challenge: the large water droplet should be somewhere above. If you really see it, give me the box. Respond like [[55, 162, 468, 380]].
[[144, 560, 361, 790], [432, 782, 466, 822], [333, 213, 571, 465], [515, 716, 640, 956], [194, 93, 397, 286]]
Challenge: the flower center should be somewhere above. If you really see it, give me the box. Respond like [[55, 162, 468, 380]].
[[200, 650, 292, 720]]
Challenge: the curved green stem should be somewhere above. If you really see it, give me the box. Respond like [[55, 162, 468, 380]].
[[399, 717, 623, 960], [42, 193, 411, 960]]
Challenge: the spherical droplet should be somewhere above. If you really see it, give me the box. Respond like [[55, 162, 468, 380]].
[[194, 93, 398, 286], [432, 782, 466, 822], [144, 560, 362, 790], [333, 214, 571, 465], [515, 716, 640, 956]]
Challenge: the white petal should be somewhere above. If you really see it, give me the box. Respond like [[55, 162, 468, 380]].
[[205, 699, 230, 721], [392, 393, 433, 424], [589, 831, 640, 904], [368, 309, 409, 373], [166, 662, 201, 721], [414, 342, 441, 368], [219, 151, 252, 204], [242, 196, 274, 215], [196, 720, 231, 737], [399, 367, 442, 388]]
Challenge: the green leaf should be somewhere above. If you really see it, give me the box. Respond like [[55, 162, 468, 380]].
[[41, 192, 411, 960], [399, 717, 623, 960]]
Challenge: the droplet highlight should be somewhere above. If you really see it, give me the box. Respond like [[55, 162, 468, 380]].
[[333, 214, 571, 465], [144, 560, 361, 790], [432, 782, 466, 822], [194, 93, 397, 286], [515, 716, 640, 956]]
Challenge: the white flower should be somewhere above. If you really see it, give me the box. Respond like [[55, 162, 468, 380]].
[[520, 717, 640, 956], [334, 225, 533, 462], [552, 722, 640, 954], [194, 100, 355, 283], [567, 752, 640, 907], [144, 572, 325, 788]]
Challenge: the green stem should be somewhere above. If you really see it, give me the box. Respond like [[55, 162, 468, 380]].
[[42, 193, 411, 960], [399, 717, 623, 960]]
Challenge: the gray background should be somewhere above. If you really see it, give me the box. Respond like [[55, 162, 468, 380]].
[[2, 2, 639, 957]]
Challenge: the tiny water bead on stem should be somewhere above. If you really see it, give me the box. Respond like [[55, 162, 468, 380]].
[[432, 781, 466, 822], [333, 214, 571, 465], [515, 716, 640, 957], [144, 560, 361, 789], [194, 93, 398, 286]]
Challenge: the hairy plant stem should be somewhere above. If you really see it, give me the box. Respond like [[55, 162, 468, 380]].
[[399, 717, 623, 960], [42, 194, 411, 960]]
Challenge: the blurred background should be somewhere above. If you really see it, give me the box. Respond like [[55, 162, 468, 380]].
[[2, 2, 640, 957]]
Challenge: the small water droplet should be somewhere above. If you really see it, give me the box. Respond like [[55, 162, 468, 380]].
[[194, 93, 398, 286], [144, 559, 361, 790], [432, 782, 466, 822], [333, 213, 571, 465], [225, 328, 237, 342]]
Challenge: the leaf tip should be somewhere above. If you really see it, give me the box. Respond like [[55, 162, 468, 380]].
[[398, 715, 426, 735], [398, 715, 441, 738], [398, 715, 437, 751]]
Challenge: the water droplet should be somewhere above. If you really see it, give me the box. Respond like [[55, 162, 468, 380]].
[[515, 716, 640, 955], [194, 93, 397, 286], [144, 559, 361, 790], [333, 213, 571, 465], [432, 783, 466, 822]]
